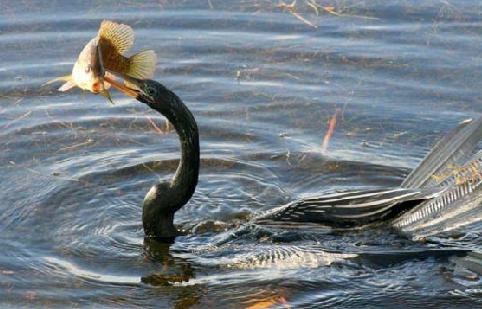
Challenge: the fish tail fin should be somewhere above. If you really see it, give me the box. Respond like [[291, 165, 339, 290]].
[[126, 50, 157, 79], [43, 75, 77, 92], [402, 116, 482, 188]]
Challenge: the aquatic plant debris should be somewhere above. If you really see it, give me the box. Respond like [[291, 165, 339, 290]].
[[146, 116, 172, 135], [147, 116, 164, 134], [432, 160, 482, 185], [3, 110, 31, 129], [321, 108, 341, 154], [276, 0, 379, 26], [306, 0, 340, 16], [276, 0, 317, 28]]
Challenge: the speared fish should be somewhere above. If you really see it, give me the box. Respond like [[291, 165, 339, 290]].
[[45, 20, 157, 103]]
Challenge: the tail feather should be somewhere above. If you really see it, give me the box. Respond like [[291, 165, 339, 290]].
[[256, 187, 437, 227], [402, 116, 482, 189]]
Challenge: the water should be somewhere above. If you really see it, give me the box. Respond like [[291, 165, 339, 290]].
[[1, 1, 481, 308]]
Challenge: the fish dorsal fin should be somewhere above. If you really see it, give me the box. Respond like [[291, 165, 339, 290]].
[[126, 50, 157, 79], [98, 20, 134, 55]]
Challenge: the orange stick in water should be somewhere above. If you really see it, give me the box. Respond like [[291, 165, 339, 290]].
[[147, 116, 164, 135], [321, 108, 341, 154]]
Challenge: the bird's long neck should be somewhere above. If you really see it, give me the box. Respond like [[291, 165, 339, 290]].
[[137, 80, 199, 242], [141, 82, 199, 209]]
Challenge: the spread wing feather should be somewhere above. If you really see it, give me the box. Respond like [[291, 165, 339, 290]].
[[257, 187, 437, 227], [402, 116, 482, 189]]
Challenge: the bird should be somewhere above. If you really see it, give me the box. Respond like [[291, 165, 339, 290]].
[[111, 75, 481, 242], [109, 76, 199, 242]]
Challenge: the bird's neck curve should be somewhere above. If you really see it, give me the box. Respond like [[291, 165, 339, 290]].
[[139, 81, 199, 239]]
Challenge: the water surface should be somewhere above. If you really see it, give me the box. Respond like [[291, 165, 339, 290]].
[[1, 1, 481, 308]]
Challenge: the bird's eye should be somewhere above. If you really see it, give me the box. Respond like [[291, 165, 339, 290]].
[[145, 86, 154, 96], [85, 66, 91, 73]]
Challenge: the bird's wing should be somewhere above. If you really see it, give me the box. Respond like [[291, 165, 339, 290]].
[[256, 187, 438, 227], [402, 116, 482, 189], [258, 117, 481, 228]]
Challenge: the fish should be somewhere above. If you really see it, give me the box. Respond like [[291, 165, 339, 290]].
[[45, 20, 157, 103]]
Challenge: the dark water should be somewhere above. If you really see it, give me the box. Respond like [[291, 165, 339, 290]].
[[1, 1, 481, 308]]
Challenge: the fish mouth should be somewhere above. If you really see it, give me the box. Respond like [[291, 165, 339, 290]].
[[104, 74, 140, 98]]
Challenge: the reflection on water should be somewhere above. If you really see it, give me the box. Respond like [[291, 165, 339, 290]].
[[1, 0, 481, 308]]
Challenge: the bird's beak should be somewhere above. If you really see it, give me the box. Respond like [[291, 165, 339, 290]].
[[104, 75, 139, 98]]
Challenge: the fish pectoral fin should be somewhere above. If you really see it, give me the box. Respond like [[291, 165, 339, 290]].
[[58, 80, 77, 92], [43, 75, 72, 86], [126, 50, 157, 79], [99, 89, 114, 105]]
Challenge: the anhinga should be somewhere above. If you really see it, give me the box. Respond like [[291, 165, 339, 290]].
[[109, 76, 481, 242]]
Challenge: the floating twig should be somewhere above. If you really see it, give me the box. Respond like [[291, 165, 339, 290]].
[[277, 0, 318, 28], [321, 108, 341, 154], [57, 138, 94, 152], [147, 116, 164, 134], [3, 110, 32, 129], [305, 0, 379, 20]]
